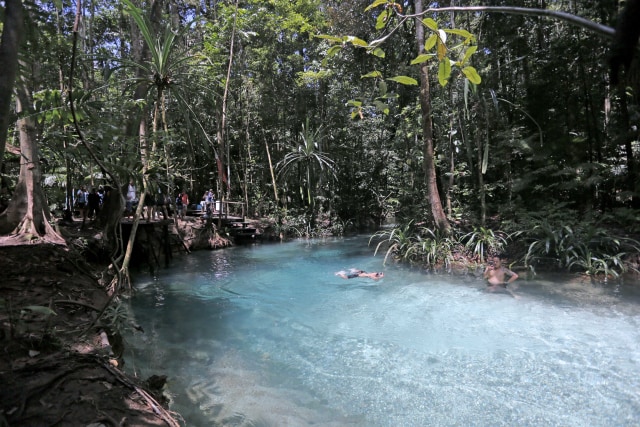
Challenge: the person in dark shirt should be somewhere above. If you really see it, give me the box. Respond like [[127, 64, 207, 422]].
[[87, 188, 100, 220]]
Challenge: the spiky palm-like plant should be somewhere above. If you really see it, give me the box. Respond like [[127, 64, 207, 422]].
[[277, 119, 336, 224]]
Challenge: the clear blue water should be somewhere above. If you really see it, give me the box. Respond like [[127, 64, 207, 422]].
[[124, 236, 640, 427]]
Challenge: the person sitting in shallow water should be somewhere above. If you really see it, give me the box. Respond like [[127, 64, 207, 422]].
[[336, 269, 384, 280], [483, 255, 519, 298]]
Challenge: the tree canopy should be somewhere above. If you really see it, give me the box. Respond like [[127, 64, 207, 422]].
[[0, 0, 639, 275]]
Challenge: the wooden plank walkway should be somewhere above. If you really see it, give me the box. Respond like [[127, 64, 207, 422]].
[[119, 211, 261, 243]]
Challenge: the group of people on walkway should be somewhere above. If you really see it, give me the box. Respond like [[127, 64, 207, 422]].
[[75, 185, 105, 228], [121, 181, 219, 222], [175, 191, 189, 219], [123, 180, 194, 222]]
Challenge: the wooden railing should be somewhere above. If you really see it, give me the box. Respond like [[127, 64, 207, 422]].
[[219, 200, 245, 219], [188, 200, 246, 221]]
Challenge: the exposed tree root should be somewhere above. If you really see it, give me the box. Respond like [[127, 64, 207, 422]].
[[1, 353, 180, 426], [3, 210, 66, 246]]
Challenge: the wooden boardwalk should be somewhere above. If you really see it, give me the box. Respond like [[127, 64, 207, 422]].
[[119, 197, 261, 245]]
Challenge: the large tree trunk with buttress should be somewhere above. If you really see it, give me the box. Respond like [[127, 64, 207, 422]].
[[0, 81, 64, 244]]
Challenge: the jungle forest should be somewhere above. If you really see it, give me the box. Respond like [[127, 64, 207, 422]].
[[2, 0, 640, 425], [1, 0, 640, 280]]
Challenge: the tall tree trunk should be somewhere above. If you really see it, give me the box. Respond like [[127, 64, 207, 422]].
[[618, 82, 640, 209], [0, 0, 23, 167], [415, 0, 451, 233], [117, 0, 163, 288], [476, 119, 487, 226], [0, 76, 64, 244], [446, 114, 455, 217], [217, 0, 238, 200], [264, 133, 279, 203]]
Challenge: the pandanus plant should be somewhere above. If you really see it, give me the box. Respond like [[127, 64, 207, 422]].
[[277, 119, 337, 226]]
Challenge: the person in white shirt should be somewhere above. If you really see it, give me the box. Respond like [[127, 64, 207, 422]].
[[125, 180, 137, 219]]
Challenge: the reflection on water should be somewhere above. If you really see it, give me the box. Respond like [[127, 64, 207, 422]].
[[125, 237, 640, 427]]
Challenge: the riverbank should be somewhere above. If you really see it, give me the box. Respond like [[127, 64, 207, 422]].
[[0, 213, 277, 426], [0, 222, 183, 426]]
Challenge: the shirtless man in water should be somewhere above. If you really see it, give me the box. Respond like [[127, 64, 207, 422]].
[[483, 256, 519, 298], [336, 269, 384, 280]]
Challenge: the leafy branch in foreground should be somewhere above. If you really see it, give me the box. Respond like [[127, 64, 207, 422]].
[[317, 1, 481, 118]]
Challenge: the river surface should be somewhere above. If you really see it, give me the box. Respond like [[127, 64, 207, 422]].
[[124, 236, 640, 427]]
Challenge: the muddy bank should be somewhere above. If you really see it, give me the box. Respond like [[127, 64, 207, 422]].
[[0, 214, 278, 426], [0, 228, 180, 426]]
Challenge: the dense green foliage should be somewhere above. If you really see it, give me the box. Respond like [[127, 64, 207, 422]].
[[1, 0, 639, 278]]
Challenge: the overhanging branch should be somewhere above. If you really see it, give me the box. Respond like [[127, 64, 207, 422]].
[[422, 6, 614, 39]]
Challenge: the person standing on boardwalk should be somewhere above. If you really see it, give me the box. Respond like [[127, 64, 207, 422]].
[[75, 186, 88, 227], [87, 187, 100, 220], [155, 188, 169, 220], [175, 192, 184, 219], [180, 191, 189, 218], [125, 180, 137, 219], [203, 189, 214, 216], [144, 191, 155, 222]]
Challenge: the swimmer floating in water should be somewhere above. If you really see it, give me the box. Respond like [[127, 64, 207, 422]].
[[336, 269, 384, 280]]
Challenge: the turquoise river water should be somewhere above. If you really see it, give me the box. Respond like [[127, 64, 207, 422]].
[[124, 236, 640, 426]]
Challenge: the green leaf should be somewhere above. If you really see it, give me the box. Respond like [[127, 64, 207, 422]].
[[378, 80, 388, 97], [362, 70, 383, 78], [347, 99, 362, 107], [444, 28, 473, 39], [22, 306, 57, 316], [376, 10, 390, 30], [425, 34, 437, 51], [410, 53, 435, 65], [374, 100, 390, 115], [462, 66, 482, 84], [462, 45, 478, 64], [365, 0, 390, 12], [422, 18, 438, 32], [315, 34, 344, 43], [327, 45, 343, 57], [346, 36, 369, 47], [371, 47, 385, 58], [438, 60, 451, 87], [387, 76, 418, 85], [122, 0, 155, 62]]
